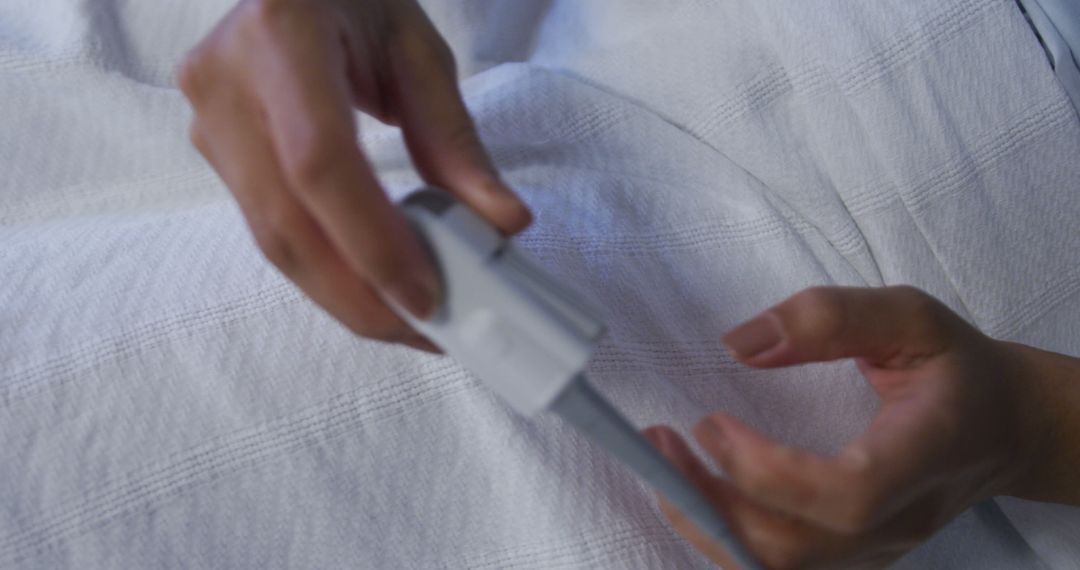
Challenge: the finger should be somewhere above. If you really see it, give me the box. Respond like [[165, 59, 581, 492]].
[[721, 286, 970, 369], [190, 99, 416, 343], [247, 4, 439, 318], [661, 478, 938, 570], [643, 426, 936, 567], [643, 426, 714, 489], [698, 412, 948, 536], [382, 13, 532, 235], [643, 427, 742, 568], [400, 334, 443, 354], [646, 427, 835, 569], [661, 491, 848, 570], [694, 414, 869, 533], [339, 20, 399, 126], [656, 496, 744, 569]]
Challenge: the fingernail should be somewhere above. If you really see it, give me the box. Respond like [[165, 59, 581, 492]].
[[485, 179, 529, 210], [483, 178, 515, 198], [722, 313, 783, 359], [474, 178, 532, 232]]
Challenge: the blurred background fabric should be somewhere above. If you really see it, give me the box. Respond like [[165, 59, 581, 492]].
[[2, 0, 1080, 567]]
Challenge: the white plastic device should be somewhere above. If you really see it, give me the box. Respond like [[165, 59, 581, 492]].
[[392, 188, 761, 570]]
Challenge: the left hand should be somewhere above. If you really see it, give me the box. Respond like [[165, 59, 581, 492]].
[[177, 0, 531, 352], [643, 286, 1042, 569]]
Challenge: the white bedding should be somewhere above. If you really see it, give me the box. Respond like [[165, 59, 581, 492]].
[[3, 0, 1080, 567]]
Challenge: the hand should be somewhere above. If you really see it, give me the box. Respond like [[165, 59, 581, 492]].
[[177, 0, 531, 351], [644, 286, 1080, 569]]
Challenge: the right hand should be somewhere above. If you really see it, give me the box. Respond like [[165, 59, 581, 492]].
[[177, 0, 532, 351], [644, 286, 1080, 568]]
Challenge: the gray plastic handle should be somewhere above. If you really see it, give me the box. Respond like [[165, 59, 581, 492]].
[[552, 377, 762, 570], [395, 188, 604, 416], [394, 188, 761, 569]]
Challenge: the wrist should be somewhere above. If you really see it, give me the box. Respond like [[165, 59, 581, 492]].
[[998, 341, 1080, 505]]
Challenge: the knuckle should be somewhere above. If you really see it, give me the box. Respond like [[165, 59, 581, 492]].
[[735, 454, 798, 504], [220, 0, 289, 62], [428, 35, 457, 72], [840, 452, 876, 483], [440, 119, 488, 159], [835, 487, 883, 534], [894, 285, 935, 319], [392, 29, 459, 83], [239, 0, 294, 28], [176, 51, 211, 103], [739, 462, 778, 499], [836, 501, 878, 534], [777, 474, 819, 512], [825, 451, 884, 533], [233, 0, 323, 48], [188, 123, 209, 156], [254, 230, 294, 271], [284, 134, 350, 191], [753, 535, 806, 570], [249, 217, 296, 272], [443, 120, 482, 153], [788, 287, 846, 339], [892, 285, 954, 340], [261, 201, 298, 235], [923, 401, 960, 442], [755, 466, 819, 514]]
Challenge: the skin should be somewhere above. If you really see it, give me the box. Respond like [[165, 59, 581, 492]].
[[177, 0, 532, 352], [643, 286, 1080, 569], [179, 4, 1080, 567]]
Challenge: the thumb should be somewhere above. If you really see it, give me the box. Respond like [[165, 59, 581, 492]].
[[385, 26, 531, 234], [721, 286, 970, 369]]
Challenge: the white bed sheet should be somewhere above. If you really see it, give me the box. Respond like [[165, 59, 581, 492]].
[[3, 0, 1080, 567]]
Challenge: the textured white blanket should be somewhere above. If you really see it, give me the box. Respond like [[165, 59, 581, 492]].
[[3, 0, 1080, 567]]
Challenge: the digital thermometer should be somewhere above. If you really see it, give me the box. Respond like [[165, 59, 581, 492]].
[[393, 188, 761, 570]]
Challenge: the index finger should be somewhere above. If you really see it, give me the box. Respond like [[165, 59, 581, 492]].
[[382, 17, 532, 235], [247, 5, 438, 317], [697, 405, 948, 536]]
